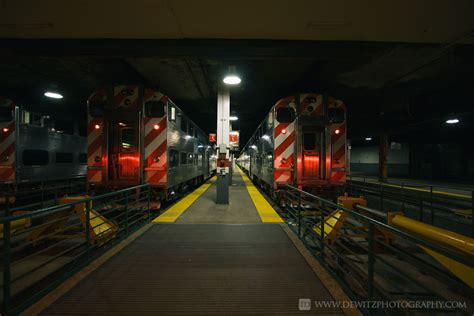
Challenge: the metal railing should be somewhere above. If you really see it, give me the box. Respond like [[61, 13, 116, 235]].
[[1, 177, 86, 215], [1, 184, 152, 315], [346, 175, 474, 237], [282, 184, 474, 315]]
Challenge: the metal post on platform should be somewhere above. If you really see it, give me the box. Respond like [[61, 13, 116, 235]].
[[3, 194, 12, 315], [85, 200, 91, 261], [125, 191, 129, 234], [216, 88, 230, 204], [367, 222, 375, 300]]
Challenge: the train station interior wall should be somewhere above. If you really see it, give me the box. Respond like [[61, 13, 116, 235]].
[[349, 143, 409, 177]]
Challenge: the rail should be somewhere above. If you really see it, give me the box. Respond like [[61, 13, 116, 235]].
[[282, 184, 474, 314], [0, 184, 153, 315], [346, 175, 474, 237]]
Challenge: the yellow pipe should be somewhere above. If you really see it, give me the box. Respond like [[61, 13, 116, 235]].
[[0, 218, 31, 237], [390, 214, 474, 257]]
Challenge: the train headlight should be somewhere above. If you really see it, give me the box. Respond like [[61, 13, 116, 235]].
[[2, 127, 9, 133], [334, 128, 341, 135], [281, 128, 287, 134], [94, 124, 100, 130], [153, 124, 160, 130]]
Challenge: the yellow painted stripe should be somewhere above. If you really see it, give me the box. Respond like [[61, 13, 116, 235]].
[[237, 167, 283, 223], [379, 182, 470, 199], [153, 176, 216, 223]]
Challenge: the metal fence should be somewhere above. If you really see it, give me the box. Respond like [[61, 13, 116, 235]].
[[1, 184, 152, 315], [346, 175, 474, 237], [1, 177, 86, 215], [282, 184, 474, 315]]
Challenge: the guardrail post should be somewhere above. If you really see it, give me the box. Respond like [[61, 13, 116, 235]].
[[320, 202, 325, 260], [380, 182, 384, 212], [147, 186, 151, 220], [3, 194, 12, 315], [85, 200, 91, 261], [419, 193, 423, 222], [125, 190, 129, 235], [297, 192, 301, 238], [401, 182, 405, 212], [430, 186, 434, 225], [367, 222, 375, 300]]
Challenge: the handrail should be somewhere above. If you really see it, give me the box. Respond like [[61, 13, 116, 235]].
[[347, 175, 472, 200], [283, 184, 474, 266], [0, 184, 149, 224]]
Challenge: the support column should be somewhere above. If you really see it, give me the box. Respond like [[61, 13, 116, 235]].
[[378, 133, 388, 182], [216, 89, 230, 204]]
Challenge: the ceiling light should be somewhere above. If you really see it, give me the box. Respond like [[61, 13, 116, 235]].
[[446, 119, 459, 124], [365, 137, 372, 141], [44, 91, 63, 99], [229, 116, 238, 121], [223, 75, 241, 85]]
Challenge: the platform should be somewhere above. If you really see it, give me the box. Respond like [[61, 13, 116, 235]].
[[29, 169, 355, 315]]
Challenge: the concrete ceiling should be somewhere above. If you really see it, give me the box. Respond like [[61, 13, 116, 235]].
[[0, 1, 473, 146], [1, 0, 473, 44]]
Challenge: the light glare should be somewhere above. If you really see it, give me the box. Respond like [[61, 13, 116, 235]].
[[446, 119, 459, 124], [223, 75, 241, 85], [229, 116, 238, 121], [44, 91, 63, 99], [365, 137, 372, 141]]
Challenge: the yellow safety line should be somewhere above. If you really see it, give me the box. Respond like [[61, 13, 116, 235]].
[[237, 167, 283, 223], [378, 182, 470, 199], [153, 176, 216, 223]]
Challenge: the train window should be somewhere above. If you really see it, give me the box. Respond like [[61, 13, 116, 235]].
[[303, 133, 317, 151], [121, 128, 136, 148], [54, 120, 74, 135], [0, 107, 13, 122], [328, 108, 345, 123], [180, 116, 188, 133], [180, 152, 187, 165], [56, 152, 73, 164], [89, 100, 105, 117], [188, 153, 194, 164], [169, 149, 179, 168], [168, 104, 176, 122], [22, 149, 49, 166], [79, 153, 87, 164], [267, 112, 273, 129], [188, 124, 195, 137], [276, 107, 296, 123], [145, 101, 165, 118]]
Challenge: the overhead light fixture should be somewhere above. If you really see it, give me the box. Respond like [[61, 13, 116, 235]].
[[365, 137, 372, 141], [223, 66, 241, 85], [446, 118, 459, 124], [44, 91, 63, 99], [229, 115, 238, 121]]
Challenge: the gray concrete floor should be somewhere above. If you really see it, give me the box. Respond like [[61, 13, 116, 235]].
[[177, 170, 261, 224]]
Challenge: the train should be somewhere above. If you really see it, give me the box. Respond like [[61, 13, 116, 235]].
[[86, 85, 216, 205], [0, 96, 87, 204], [237, 93, 347, 201]]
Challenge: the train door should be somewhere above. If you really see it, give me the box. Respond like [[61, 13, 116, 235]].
[[302, 127, 322, 179], [108, 120, 140, 184]]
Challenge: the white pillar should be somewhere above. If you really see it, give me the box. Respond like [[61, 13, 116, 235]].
[[216, 88, 230, 204]]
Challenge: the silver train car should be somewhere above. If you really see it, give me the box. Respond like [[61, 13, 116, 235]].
[[86, 85, 216, 202], [0, 96, 87, 200], [237, 93, 347, 200]]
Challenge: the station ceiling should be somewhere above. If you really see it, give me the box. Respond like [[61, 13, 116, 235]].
[[1, 0, 473, 146]]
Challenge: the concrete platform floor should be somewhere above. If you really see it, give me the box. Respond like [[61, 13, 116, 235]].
[[177, 170, 261, 224]]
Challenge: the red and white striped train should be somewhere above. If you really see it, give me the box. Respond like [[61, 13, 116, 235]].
[[237, 93, 346, 199], [86, 85, 216, 202]]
